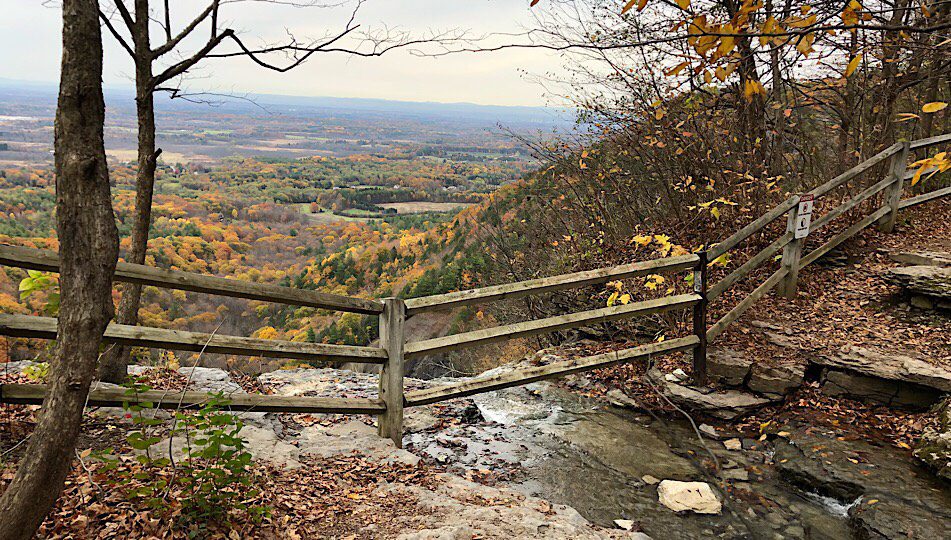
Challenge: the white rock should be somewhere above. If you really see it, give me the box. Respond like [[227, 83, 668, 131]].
[[641, 475, 660, 485], [298, 420, 420, 465], [723, 438, 743, 451], [656, 480, 722, 514], [179, 366, 243, 394], [614, 519, 634, 530]]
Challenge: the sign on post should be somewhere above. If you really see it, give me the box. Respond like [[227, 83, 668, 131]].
[[794, 194, 814, 239]]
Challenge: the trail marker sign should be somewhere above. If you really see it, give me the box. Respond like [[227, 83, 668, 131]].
[[794, 194, 814, 239]]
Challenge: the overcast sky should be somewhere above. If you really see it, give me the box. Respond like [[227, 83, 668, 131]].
[[1, 1, 564, 107]]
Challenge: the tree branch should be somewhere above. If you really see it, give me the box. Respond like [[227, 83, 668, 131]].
[[152, 1, 220, 58]]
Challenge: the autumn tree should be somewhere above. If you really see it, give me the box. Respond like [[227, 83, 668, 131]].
[[0, 0, 120, 536], [97, 0, 451, 382]]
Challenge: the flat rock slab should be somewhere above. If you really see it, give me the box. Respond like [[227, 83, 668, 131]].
[[648, 369, 778, 420], [885, 265, 951, 300], [888, 250, 951, 267], [813, 346, 951, 392]]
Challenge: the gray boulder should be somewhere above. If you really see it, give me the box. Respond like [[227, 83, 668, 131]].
[[914, 398, 951, 481], [706, 348, 752, 386], [748, 363, 804, 396], [886, 265, 951, 300]]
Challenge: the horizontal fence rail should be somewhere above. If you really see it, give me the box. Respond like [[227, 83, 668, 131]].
[[405, 336, 699, 407], [0, 244, 383, 315], [0, 383, 386, 414], [0, 313, 385, 364], [899, 185, 951, 209], [908, 132, 951, 149], [405, 293, 699, 359], [403, 254, 698, 315]]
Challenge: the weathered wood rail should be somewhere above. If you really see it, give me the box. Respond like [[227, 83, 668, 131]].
[[0, 133, 948, 446]]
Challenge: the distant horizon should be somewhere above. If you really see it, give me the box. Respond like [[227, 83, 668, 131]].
[[0, 77, 567, 113]]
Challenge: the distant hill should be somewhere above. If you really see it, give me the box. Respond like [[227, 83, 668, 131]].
[[0, 78, 572, 130]]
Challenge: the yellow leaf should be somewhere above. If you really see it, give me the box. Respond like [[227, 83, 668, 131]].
[[632, 234, 652, 246], [710, 206, 721, 219], [922, 102, 948, 113], [845, 53, 862, 77], [665, 61, 689, 76], [620, 293, 631, 305], [795, 33, 815, 56], [675, 0, 690, 9], [622, 0, 638, 14], [637, 0, 649, 11], [607, 291, 620, 307]]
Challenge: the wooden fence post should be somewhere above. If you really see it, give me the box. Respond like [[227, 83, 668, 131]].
[[692, 251, 708, 386], [878, 141, 910, 233], [779, 195, 803, 298], [378, 297, 405, 447]]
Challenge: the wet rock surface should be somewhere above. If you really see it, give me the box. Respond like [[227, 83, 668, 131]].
[[773, 429, 951, 539]]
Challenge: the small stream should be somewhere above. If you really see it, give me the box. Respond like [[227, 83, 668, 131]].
[[462, 383, 854, 539], [407, 383, 951, 540]]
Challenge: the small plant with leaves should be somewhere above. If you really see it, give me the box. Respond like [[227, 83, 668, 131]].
[[96, 378, 268, 530], [18, 270, 59, 315], [22, 362, 50, 383]]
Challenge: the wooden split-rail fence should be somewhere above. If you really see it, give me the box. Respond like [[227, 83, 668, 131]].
[[0, 133, 949, 446]]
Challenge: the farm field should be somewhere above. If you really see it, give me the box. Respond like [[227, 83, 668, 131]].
[[379, 201, 474, 213]]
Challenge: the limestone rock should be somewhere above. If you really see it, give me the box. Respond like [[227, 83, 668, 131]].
[[706, 348, 752, 386], [885, 265, 951, 300], [913, 399, 951, 481], [748, 363, 804, 395], [723, 439, 742, 451], [299, 420, 420, 465], [814, 346, 951, 392], [656, 480, 722, 514], [888, 251, 951, 267], [179, 366, 243, 394], [396, 474, 639, 539], [613, 519, 634, 530], [698, 424, 721, 440], [648, 369, 777, 420], [605, 389, 641, 410]]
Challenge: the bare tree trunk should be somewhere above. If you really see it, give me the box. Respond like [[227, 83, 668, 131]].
[[879, 0, 911, 150], [0, 0, 119, 536], [99, 0, 158, 383]]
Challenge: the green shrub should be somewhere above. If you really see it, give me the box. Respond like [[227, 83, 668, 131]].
[[97, 379, 269, 531]]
